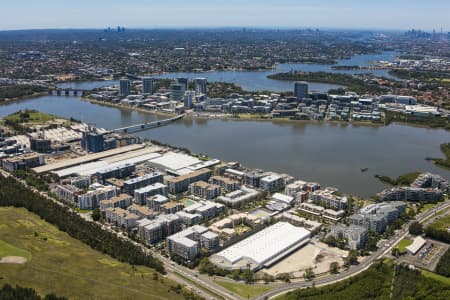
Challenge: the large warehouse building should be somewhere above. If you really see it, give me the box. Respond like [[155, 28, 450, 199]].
[[209, 222, 311, 271]]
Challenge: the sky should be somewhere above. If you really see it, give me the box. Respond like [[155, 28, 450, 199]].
[[1, 0, 449, 31]]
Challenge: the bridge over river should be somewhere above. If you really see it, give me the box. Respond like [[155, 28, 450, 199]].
[[107, 114, 185, 134]]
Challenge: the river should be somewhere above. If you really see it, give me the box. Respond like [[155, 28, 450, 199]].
[[1, 94, 449, 198], [56, 51, 398, 92]]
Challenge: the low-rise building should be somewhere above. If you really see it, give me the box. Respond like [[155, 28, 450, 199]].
[[216, 187, 261, 208], [167, 225, 219, 260], [134, 183, 168, 205], [56, 184, 82, 204], [146, 194, 169, 211], [2, 153, 44, 172], [260, 174, 285, 192], [78, 184, 117, 210], [99, 193, 132, 211], [189, 181, 221, 200], [137, 214, 182, 244], [105, 207, 139, 229], [167, 168, 212, 194], [328, 224, 368, 250], [309, 188, 348, 210], [210, 175, 240, 192], [123, 172, 163, 195]]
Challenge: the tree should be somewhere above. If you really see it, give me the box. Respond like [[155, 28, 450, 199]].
[[392, 248, 400, 258], [303, 267, 315, 281], [91, 208, 101, 221], [329, 262, 340, 274], [409, 221, 423, 236], [344, 250, 359, 267]]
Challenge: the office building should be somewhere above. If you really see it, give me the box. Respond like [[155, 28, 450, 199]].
[[294, 81, 309, 99], [119, 78, 131, 97], [194, 78, 207, 95], [142, 77, 154, 95]]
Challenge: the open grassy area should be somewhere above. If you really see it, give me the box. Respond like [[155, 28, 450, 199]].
[[0, 239, 32, 261], [3, 110, 56, 124], [0, 207, 184, 300], [422, 270, 450, 285], [428, 214, 450, 231], [420, 203, 438, 213], [214, 278, 274, 299], [395, 238, 413, 253]]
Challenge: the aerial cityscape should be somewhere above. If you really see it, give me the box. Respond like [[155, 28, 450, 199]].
[[1, 1, 450, 300]]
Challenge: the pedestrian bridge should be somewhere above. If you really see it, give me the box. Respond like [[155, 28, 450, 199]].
[[108, 114, 185, 134]]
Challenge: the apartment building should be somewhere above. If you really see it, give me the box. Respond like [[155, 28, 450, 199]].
[[309, 188, 348, 210], [209, 175, 240, 192], [260, 174, 285, 192], [123, 172, 163, 195], [2, 153, 44, 172], [99, 193, 132, 211], [78, 184, 117, 210], [56, 184, 82, 204], [137, 214, 182, 244], [189, 181, 221, 200], [328, 224, 368, 250], [167, 168, 212, 194], [105, 207, 139, 229], [167, 225, 219, 260], [134, 183, 168, 205]]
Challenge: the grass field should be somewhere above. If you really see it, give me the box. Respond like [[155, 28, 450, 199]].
[[395, 238, 413, 253], [420, 203, 438, 213], [0, 207, 184, 300], [0, 239, 32, 261], [3, 110, 56, 124], [428, 214, 450, 231], [214, 279, 274, 299]]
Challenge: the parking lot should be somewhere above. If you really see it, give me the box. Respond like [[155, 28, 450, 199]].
[[399, 239, 449, 272]]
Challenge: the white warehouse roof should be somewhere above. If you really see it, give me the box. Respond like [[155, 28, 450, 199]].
[[211, 222, 310, 270]]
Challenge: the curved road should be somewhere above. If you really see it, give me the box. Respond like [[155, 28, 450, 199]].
[[256, 200, 450, 300]]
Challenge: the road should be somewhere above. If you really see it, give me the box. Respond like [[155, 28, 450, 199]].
[[2, 172, 240, 300], [5, 170, 449, 300], [256, 200, 450, 300]]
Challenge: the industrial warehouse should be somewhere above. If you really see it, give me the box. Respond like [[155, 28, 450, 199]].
[[209, 222, 311, 271]]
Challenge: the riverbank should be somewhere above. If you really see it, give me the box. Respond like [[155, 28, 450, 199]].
[[429, 143, 450, 170]]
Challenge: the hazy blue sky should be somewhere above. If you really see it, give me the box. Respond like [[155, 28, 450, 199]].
[[1, 0, 449, 31]]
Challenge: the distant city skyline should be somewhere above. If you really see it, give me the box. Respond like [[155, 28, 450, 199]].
[[1, 0, 449, 31]]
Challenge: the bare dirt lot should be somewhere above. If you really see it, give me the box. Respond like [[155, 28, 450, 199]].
[[263, 241, 347, 278], [0, 256, 27, 264]]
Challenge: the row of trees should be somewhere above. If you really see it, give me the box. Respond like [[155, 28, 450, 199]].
[[436, 248, 450, 277], [0, 85, 46, 101], [281, 261, 450, 300], [0, 175, 165, 273], [0, 284, 66, 300]]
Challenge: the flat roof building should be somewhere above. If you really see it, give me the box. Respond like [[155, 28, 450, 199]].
[[210, 222, 311, 271]]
